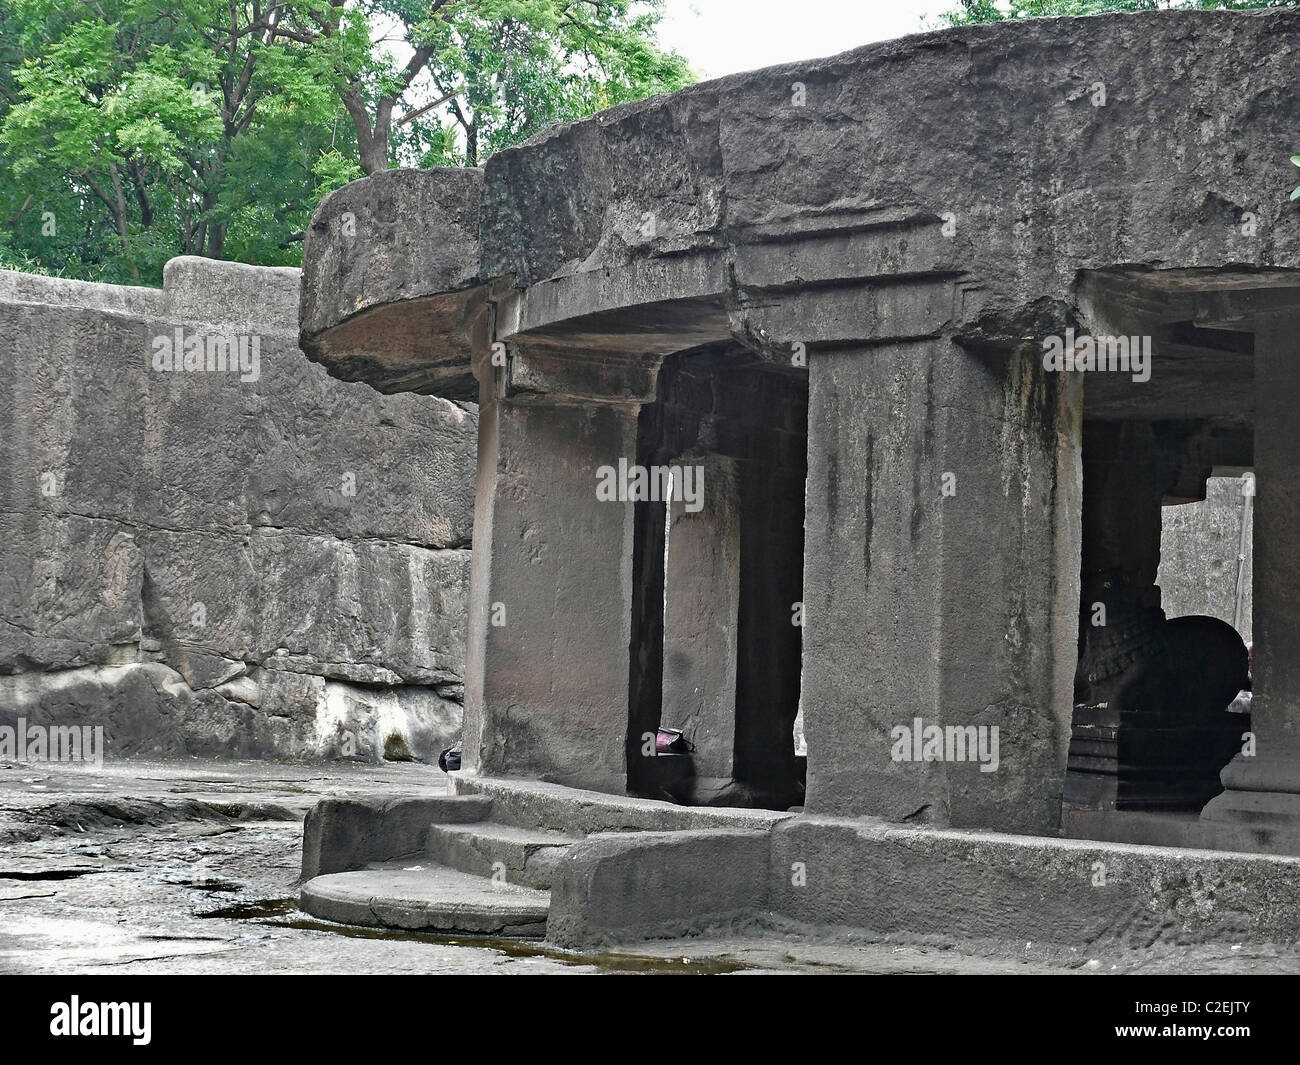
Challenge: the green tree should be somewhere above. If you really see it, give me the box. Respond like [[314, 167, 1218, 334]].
[[0, 0, 693, 282], [281, 1, 695, 172], [0, 0, 352, 282], [939, 0, 1297, 27]]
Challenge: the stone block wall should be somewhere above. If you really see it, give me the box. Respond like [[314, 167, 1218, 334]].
[[0, 257, 477, 762]]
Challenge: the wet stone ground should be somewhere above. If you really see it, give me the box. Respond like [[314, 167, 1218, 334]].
[[1, 759, 1297, 975]]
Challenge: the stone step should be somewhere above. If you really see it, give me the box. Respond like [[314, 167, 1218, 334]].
[[426, 822, 582, 890], [427, 794, 495, 823], [301, 859, 549, 937], [452, 776, 793, 835], [301, 793, 495, 879]]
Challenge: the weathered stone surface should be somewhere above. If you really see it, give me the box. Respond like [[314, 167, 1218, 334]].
[[301, 861, 549, 935], [0, 662, 460, 766], [547, 829, 770, 949], [253, 537, 470, 685], [769, 815, 1300, 947], [0, 515, 144, 673], [451, 776, 791, 834], [299, 168, 488, 399], [291, 10, 1300, 836], [1201, 314, 1300, 826], [132, 531, 470, 687], [302, 778, 1300, 949], [158, 255, 299, 328], [460, 399, 639, 794], [316, 679, 462, 764], [480, 10, 1300, 341], [1159, 475, 1254, 641], [801, 338, 1082, 831], [0, 663, 276, 759], [661, 455, 740, 779], [0, 257, 477, 759], [301, 795, 491, 879], [425, 822, 580, 890], [0, 270, 163, 320], [1064, 807, 1300, 859]]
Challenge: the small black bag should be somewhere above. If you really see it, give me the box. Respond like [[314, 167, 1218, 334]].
[[439, 742, 462, 772], [655, 727, 693, 755]]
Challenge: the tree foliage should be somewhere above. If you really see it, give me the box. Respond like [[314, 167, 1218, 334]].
[[938, 0, 1297, 27], [0, 0, 692, 284], [278, 1, 695, 171]]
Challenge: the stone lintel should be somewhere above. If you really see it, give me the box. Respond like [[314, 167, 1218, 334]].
[[493, 253, 729, 339], [1191, 287, 1300, 331], [727, 278, 979, 364], [504, 342, 663, 405]]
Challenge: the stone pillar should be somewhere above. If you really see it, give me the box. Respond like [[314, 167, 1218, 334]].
[[1202, 314, 1300, 827], [660, 454, 741, 779], [800, 336, 1083, 834], [461, 348, 654, 794]]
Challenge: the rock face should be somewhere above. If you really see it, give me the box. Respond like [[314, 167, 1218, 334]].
[[0, 257, 477, 763], [299, 167, 488, 400]]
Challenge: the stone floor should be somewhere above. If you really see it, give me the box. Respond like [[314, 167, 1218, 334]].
[[1, 759, 1297, 975]]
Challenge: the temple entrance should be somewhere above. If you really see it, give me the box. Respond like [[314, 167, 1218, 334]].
[[1063, 272, 1256, 825], [625, 343, 808, 810]]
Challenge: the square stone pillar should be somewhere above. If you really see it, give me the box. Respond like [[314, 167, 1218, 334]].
[[1202, 314, 1300, 827], [461, 356, 648, 794], [801, 336, 1083, 834], [661, 454, 741, 779]]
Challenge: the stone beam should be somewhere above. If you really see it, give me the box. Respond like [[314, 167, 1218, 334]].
[[503, 343, 662, 405]]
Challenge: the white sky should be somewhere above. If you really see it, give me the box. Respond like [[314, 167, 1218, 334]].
[[658, 0, 955, 80]]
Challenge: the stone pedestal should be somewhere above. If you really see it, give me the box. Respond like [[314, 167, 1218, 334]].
[[1065, 701, 1248, 812], [800, 336, 1082, 834], [1202, 314, 1300, 827]]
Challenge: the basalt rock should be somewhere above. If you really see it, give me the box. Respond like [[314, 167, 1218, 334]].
[[0, 258, 476, 762]]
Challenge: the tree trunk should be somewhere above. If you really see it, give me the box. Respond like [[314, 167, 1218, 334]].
[[344, 89, 387, 175], [206, 221, 227, 259], [339, 45, 431, 175]]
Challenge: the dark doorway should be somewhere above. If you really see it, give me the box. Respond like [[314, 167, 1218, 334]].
[[626, 343, 808, 810]]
